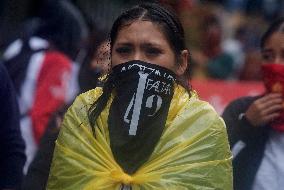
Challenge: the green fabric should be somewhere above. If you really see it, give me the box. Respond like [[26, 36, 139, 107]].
[[47, 85, 233, 190], [207, 53, 234, 79]]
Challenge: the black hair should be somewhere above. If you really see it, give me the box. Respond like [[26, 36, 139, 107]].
[[88, 3, 190, 128], [260, 17, 284, 49], [35, 0, 89, 60], [78, 28, 110, 93], [110, 3, 186, 56]]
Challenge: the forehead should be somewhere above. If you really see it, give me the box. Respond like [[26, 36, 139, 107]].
[[114, 20, 169, 45], [264, 32, 284, 49]]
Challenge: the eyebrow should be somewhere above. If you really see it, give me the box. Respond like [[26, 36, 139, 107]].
[[115, 42, 162, 47], [261, 48, 273, 53], [115, 42, 133, 47], [142, 42, 162, 47]]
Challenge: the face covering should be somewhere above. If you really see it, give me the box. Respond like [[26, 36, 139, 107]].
[[108, 60, 176, 174], [262, 63, 284, 132]]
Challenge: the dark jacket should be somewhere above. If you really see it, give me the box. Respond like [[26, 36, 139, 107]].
[[0, 63, 26, 189], [22, 105, 68, 190], [222, 96, 270, 190]]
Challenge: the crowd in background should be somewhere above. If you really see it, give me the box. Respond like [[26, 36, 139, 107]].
[[163, 0, 283, 81], [1, 0, 284, 81], [0, 0, 283, 189]]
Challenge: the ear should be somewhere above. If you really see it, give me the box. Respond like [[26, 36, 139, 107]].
[[176, 50, 189, 76]]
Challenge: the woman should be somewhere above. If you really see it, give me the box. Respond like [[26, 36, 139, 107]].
[[222, 18, 284, 190], [47, 3, 232, 189]]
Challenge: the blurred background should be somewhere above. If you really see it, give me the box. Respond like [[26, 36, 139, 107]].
[[1, 0, 283, 114]]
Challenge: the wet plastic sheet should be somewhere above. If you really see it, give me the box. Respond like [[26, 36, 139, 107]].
[[47, 85, 232, 190]]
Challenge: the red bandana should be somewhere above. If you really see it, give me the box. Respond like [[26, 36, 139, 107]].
[[262, 63, 284, 132]]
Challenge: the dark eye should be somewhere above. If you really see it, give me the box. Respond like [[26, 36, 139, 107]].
[[146, 47, 162, 55], [262, 53, 274, 62], [115, 47, 131, 54]]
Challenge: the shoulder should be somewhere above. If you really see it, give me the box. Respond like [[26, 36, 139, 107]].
[[171, 86, 225, 130], [224, 96, 259, 113], [189, 89, 221, 119], [189, 96, 224, 124], [171, 86, 221, 119], [71, 88, 103, 111], [168, 90, 229, 154], [59, 88, 103, 130]]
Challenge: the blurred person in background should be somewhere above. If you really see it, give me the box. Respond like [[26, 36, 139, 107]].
[[0, 63, 26, 190], [1, 0, 88, 173], [21, 28, 111, 190], [225, 0, 284, 21], [222, 26, 246, 79], [202, 14, 234, 79], [237, 18, 267, 81], [21, 1, 130, 188], [222, 18, 284, 190], [190, 12, 235, 80], [239, 50, 263, 81], [21, 105, 68, 190]]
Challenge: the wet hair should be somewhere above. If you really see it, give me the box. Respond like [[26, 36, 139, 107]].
[[89, 3, 190, 128], [260, 17, 284, 50], [110, 3, 186, 57]]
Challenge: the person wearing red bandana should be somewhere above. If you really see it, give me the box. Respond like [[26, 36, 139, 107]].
[[223, 18, 284, 190]]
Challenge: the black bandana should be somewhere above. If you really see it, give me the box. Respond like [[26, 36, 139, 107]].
[[108, 60, 176, 174]]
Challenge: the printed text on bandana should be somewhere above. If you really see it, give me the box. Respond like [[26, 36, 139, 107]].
[[122, 64, 174, 136]]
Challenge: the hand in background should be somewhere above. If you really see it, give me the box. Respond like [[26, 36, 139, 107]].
[[246, 93, 283, 127]]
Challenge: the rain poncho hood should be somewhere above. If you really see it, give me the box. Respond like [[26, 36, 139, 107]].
[[47, 85, 232, 190]]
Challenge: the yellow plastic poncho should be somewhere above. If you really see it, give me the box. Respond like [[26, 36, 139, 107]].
[[47, 85, 232, 190]]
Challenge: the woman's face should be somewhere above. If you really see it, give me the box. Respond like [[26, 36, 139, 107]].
[[111, 20, 187, 75], [262, 32, 284, 64]]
